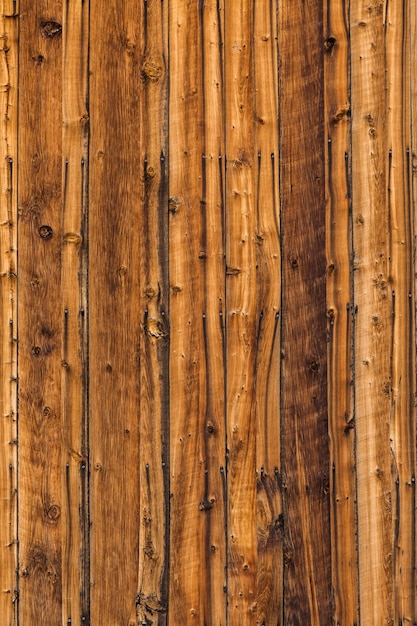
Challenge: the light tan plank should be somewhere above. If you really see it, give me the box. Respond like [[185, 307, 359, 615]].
[[350, 2, 393, 622], [324, 1, 359, 623], [0, 1, 17, 623]]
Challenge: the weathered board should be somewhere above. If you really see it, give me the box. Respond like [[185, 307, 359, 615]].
[[0, 0, 416, 624]]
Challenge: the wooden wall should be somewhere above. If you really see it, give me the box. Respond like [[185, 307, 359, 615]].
[[1, 0, 416, 624]]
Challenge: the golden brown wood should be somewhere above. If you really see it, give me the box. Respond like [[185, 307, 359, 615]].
[[253, 1, 282, 623], [18, 1, 63, 623], [89, 2, 142, 623], [279, 1, 332, 623], [224, 2, 257, 623], [61, 1, 89, 623], [386, 1, 416, 622], [324, 1, 359, 624], [168, 0, 226, 622], [137, 0, 169, 623], [0, 1, 17, 623], [351, 2, 393, 623]]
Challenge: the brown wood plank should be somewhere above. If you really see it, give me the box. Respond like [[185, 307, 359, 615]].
[[18, 1, 63, 622], [89, 2, 142, 623], [350, 2, 393, 623], [61, 1, 89, 623], [253, 1, 282, 624], [224, 1, 257, 624], [137, 0, 169, 623], [279, 1, 332, 623], [387, 1, 416, 622], [324, 1, 359, 623], [0, 1, 18, 623], [168, 0, 226, 622]]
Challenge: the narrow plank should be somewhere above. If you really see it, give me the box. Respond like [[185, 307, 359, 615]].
[[253, 1, 282, 623], [224, 1, 257, 623], [0, 1, 18, 623], [350, 2, 393, 622], [387, 0, 417, 622], [324, 1, 359, 623], [169, 0, 226, 621], [18, 1, 63, 623], [136, 0, 169, 623], [89, 2, 142, 623], [279, 1, 332, 623], [61, 0, 89, 623]]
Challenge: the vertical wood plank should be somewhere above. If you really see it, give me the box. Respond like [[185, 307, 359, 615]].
[[169, 0, 226, 621], [253, 1, 282, 623], [0, 1, 18, 622], [351, 2, 393, 623], [18, 1, 63, 622], [137, 0, 169, 623], [224, 1, 257, 624], [89, 2, 141, 623], [279, 1, 332, 623], [61, 1, 89, 623], [324, 1, 359, 624], [386, 1, 416, 622]]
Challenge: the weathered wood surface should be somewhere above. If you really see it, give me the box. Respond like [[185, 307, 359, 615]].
[[1, 0, 417, 624]]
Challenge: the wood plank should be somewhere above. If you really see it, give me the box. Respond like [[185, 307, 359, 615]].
[[224, 1, 257, 623], [0, 1, 18, 623], [89, 2, 142, 623], [168, 0, 226, 622], [279, 1, 332, 623], [253, 1, 282, 624], [61, 1, 89, 623], [388, 0, 417, 622], [136, 0, 169, 623], [324, 1, 359, 624], [18, 1, 63, 622], [350, 2, 393, 622]]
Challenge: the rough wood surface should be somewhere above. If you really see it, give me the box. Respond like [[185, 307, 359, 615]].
[[1, 1, 417, 623], [324, 1, 359, 623], [0, 2, 17, 623], [279, 1, 332, 623]]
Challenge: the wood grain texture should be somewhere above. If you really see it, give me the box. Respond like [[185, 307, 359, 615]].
[[279, 1, 332, 623], [386, 1, 416, 622], [61, 1, 89, 623], [324, 0, 359, 623], [0, 1, 17, 623], [350, 3, 393, 623], [18, 1, 63, 623], [168, 0, 226, 622], [224, 1, 257, 623], [137, 0, 169, 623], [89, 2, 141, 623], [253, 1, 282, 624]]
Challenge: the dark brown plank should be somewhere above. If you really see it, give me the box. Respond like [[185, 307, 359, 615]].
[[279, 1, 332, 622]]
